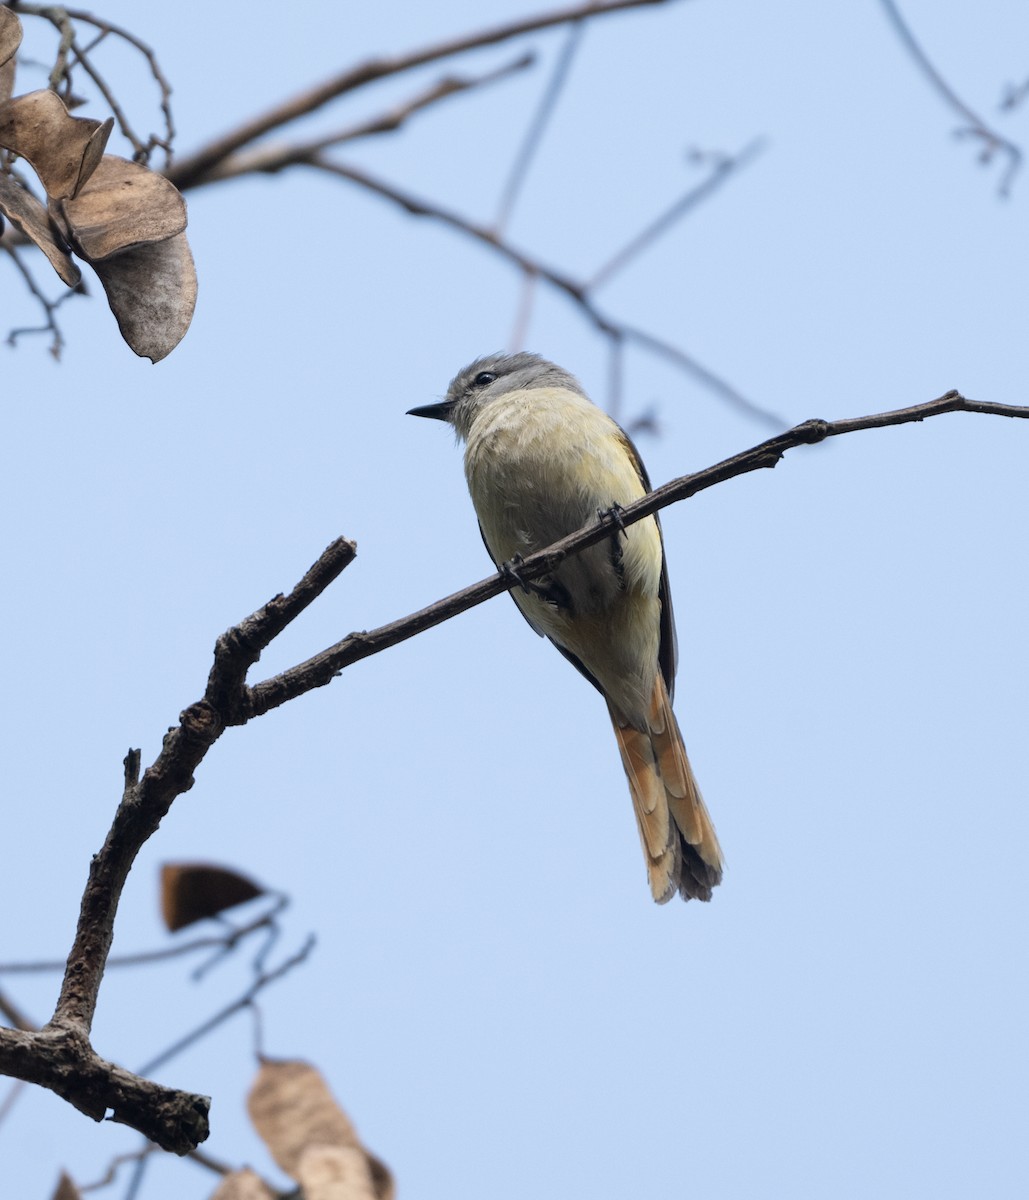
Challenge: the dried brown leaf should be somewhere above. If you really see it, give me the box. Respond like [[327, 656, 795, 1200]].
[[0, 59, 15, 105], [90, 230, 197, 362], [367, 1153, 395, 1200], [248, 1060, 360, 1179], [297, 1145, 378, 1200], [51, 1172, 82, 1200], [207, 1169, 276, 1200], [57, 154, 186, 260], [0, 173, 80, 286], [76, 118, 115, 198], [161, 862, 264, 932], [0, 8, 21, 72], [0, 91, 112, 200], [0, 16, 14, 103]]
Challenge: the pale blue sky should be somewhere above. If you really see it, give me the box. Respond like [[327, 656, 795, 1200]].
[[2, 2, 1027, 1197]]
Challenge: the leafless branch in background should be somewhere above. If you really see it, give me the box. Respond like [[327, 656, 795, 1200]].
[[312, 158, 777, 424], [1000, 75, 1029, 112], [137, 936, 315, 1077], [165, 0, 676, 189], [880, 0, 1023, 196], [1, 240, 79, 358], [13, 1, 175, 162], [494, 20, 586, 236], [160, 0, 766, 425]]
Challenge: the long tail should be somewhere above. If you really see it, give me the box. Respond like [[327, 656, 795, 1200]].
[[609, 675, 723, 903]]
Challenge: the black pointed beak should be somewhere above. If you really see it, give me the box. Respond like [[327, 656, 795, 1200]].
[[407, 400, 455, 421]]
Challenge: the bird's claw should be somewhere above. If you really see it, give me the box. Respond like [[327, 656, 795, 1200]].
[[500, 554, 531, 595], [599, 503, 628, 539], [501, 555, 561, 603]]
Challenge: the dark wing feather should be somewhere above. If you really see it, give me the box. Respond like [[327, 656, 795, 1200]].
[[618, 431, 678, 701], [477, 522, 606, 694]]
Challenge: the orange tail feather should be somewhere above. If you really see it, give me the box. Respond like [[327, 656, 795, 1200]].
[[610, 676, 723, 903]]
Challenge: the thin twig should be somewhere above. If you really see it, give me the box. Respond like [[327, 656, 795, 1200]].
[[1000, 76, 1029, 112], [509, 269, 539, 350], [586, 139, 766, 290], [607, 332, 626, 421], [137, 936, 316, 1077], [15, 3, 175, 162], [78, 1146, 157, 1194], [123, 1148, 150, 1200], [0, 1080, 27, 1127], [183, 55, 535, 187], [0, 897, 288, 977], [495, 21, 585, 235], [312, 158, 774, 423], [879, 0, 1022, 195], [2, 243, 67, 358], [66, 33, 148, 160], [0, 988, 35, 1031], [166, 0, 679, 190], [185, 1146, 235, 1179]]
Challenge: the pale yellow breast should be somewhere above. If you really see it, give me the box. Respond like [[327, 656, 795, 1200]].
[[463, 385, 665, 722]]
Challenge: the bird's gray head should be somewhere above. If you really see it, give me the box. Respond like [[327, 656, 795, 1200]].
[[407, 352, 586, 440]]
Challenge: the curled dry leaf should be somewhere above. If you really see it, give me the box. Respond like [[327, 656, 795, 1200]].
[[0, 173, 80, 286], [0, 7, 21, 67], [207, 1169, 276, 1200], [161, 862, 264, 932], [0, 90, 112, 200], [247, 1059, 393, 1199], [297, 1145, 378, 1200], [51, 1172, 82, 1200], [0, 59, 14, 106], [248, 1059, 359, 1178], [0, 6, 20, 105], [366, 1153, 395, 1200], [89, 230, 197, 362], [56, 154, 186, 259], [0, 12, 196, 359]]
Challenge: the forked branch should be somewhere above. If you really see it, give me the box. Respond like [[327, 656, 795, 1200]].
[[0, 391, 1025, 1150]]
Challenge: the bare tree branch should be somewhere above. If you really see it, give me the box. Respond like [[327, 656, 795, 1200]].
[[879, 0, 1022, 195], [0, 988, 34, 1033], [166, 0, 682, 190], [1, 241, 73, 358], [0, 900, 287, 976], [585, 139, 767, 290], [137, 936, 315, 1077], [3, 395, 1024, 1150], [495, 20, 586, 235], [0, 1024, 209, 1153], [310, 158, 775, 423], [183, 54, 536, 187], [13, 2, 175, 163]]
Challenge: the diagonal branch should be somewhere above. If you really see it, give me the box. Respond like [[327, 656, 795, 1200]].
[[167, 0, 681, 190], [879, 0, 1022, 195], [311, 158, 775, 424], [585, 139, 767, 290], [181, 54, 535, 187], [495, 20, 586, 235], [244, 391, 1028, 716], [2, 393, 1024, 1151]]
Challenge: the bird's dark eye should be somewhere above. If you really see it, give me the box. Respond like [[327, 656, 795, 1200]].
[[472, 370, 496, 388]]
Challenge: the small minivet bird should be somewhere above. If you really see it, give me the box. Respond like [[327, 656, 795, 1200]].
[[409, 353, 723, 903]]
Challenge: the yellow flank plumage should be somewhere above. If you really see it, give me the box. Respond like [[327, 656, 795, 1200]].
[[409, 352, 724, 904]]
